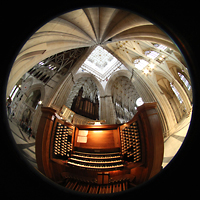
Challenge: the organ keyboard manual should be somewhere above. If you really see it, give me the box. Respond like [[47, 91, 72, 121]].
[[35, 102, 164, 194]]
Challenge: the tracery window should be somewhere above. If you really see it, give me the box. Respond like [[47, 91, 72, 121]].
[[48, 64, 57, 70], [9, 85, 20, 101], [170, 83, 183, 104], [178, 72, 191, 90]]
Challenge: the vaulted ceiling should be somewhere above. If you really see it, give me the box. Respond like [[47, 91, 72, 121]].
[[7, 7, 180, 96]]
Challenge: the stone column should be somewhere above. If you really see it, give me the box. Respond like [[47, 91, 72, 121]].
[[104, 96, 116, 124], [132, 71, 177, 136], [99, 96, 106, 120], [31, 105, 42, 135], [45, 48, 94, 111], [47, 73, 74, 111]]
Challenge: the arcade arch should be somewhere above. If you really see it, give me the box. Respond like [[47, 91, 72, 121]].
[[104, 70, 139, 124], [74, 72, 105, 98], [155, 74, 186, 123], [25, 90, 41, 109], [105, 70, 131, 96], [111, 76, 140, 124], [66, 76, 101, 121], [168, 63, 192, 103], [13, 83, 45, 135]]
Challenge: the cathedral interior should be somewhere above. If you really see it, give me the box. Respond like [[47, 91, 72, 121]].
[[4, 6, 195, 198]]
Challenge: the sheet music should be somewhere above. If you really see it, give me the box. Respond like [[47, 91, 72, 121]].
[[78, 130, 88, 136], [77, 136, 87, 143]]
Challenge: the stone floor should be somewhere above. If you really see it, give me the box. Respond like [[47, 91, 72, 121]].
[[7, 111, 192, 170], [162, 112, 192, 168], [8, 119, 37, 168]]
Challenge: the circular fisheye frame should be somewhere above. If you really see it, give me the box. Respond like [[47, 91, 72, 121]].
[[2, 2, 199, 200]]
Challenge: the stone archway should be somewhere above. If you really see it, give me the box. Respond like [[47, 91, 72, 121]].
[[74, 72, 105, 97], [111, 76, 140, 124], [105, 70, 131, 96], [66, 75, 102, 121], [73, 73, 106, 121], [167, 63, 193, 104], [24, 83, 45, 103], [104, 70, 138, 124], [25, 90, 41, 109], [16, 84, 45, 135], [155, 73, 185, 123]]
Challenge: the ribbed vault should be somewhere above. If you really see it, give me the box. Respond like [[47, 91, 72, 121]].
[[7, 7, 179, 96]]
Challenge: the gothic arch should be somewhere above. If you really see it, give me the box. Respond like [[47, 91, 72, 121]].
[[25, 83, 45, 102], [65, 73, 103, 120], [153, 67, 173, 83], [166, 60, 184, 71], [105, 70, 131, 96], [22, 84, 46, 134], [74, 72, 105, 97], [7, 7, 177, 97], [150, 68, 175, 97], [104, 70, 140, 124], [167, 61, 191, 84], [163, 62, 193, 105], [155, 72, 185, 123]]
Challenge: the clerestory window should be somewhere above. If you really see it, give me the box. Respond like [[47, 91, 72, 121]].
[[170, 83, 183, 104], [178, 72, 191, 90]]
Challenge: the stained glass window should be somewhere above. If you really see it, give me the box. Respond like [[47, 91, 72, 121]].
[[170, 83, 183, 103], [178, 72, 191, 90]]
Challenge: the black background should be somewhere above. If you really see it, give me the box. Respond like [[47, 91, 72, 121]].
[[1, 1, 200, 199]]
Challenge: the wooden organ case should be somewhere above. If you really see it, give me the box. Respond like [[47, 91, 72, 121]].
[[36, 103, 164, 194], [71, 87, 99, 120]]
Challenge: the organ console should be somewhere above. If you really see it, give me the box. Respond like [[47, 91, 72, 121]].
[[52, 122, 73, 158], [35, 102, 164, 194]]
